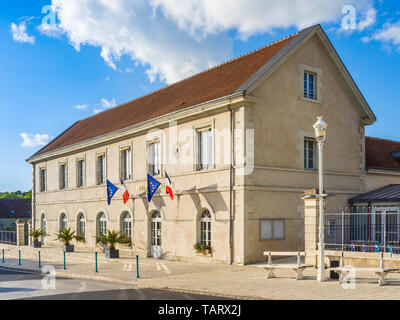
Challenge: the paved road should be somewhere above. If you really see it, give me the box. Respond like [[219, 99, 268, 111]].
[[0, 268, 228, 300]]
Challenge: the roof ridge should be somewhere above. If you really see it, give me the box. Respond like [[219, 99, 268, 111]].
[[85, 31, 299, 119]]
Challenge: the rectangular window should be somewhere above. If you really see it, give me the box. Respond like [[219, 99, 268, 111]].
[[260, 219, 285, 240], [148, 141, 161, 177], [77, 159, 85, 188], [304, 138, 316, 170], [197, 127, 212, 171], [59, 163, 67, 190], [120, 148, 132, 181], [40, 168, 46, 192], [97, 154, 106, 185], [304, 72, 317, 100]]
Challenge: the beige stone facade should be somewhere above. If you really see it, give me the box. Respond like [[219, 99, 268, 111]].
[[27, 25, 398, 265]]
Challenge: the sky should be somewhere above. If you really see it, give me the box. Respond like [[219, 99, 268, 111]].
[[0, 0, 399, 192]]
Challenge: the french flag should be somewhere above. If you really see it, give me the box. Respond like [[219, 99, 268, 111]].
[[165, 171, 174, 200], [120, 179, 130, 204]]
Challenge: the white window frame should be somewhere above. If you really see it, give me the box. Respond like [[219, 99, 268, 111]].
[[121, 212, 132, 242], [200, 210, 212, 247], [304, 138, 316, 170], [59, 213, 68, 231], [299, 64, 322, 103], [120, 146, 132, 181], [194, 122, 214, 172], [96, 153, 106, 185], [76, 158, 85, 188], [260, 219, 285, 240], [39, 167, 46, 193], [59, 162, 67, 190], [77, 213, 86, 237], [147, 139, 161, 177], [97, 213, 107, 236]]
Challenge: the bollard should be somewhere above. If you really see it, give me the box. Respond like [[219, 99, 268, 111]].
[[136, 255, 140, 279], [2, 249, 4, 263], [18, 250, 21, 266], [38, 251, 41, 268], [63, 251, 66, 270], [95, 252, 98, 273]]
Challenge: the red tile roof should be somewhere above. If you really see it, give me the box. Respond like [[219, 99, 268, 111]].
[[366, 137, 400, 171], [31, 32, 299, 158]]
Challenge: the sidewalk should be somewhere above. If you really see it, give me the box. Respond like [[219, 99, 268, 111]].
[[1, 245, 400, 300]]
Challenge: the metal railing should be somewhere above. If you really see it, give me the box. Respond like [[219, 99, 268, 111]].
[[0, 230, 17, 245], [324, 211, 400, 254]]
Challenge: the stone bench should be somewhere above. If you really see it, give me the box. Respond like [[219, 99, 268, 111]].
[[328, 251, 400, 286], [257, 251, 313, 280]]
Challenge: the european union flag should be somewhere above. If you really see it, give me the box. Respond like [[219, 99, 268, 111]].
[[147, 174, 161, 203], [107, 180, 118, 205]]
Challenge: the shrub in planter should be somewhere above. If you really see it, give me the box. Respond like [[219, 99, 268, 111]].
[[75, 234, 86, 244], [29, 229, 46, 248], [56, 228, 76, 252], [96, 230, 128, 259]]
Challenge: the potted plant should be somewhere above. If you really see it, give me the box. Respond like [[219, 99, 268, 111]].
[[75, 234, 86, 244], [194, 243, 205, 254], [204, 246, 212, 255], [56, 228, 76, 252], [29, 229, 46, 248], [96, 230, 128, 259]]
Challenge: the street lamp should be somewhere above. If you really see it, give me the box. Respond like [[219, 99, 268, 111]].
[[313, 116, 327, 282]]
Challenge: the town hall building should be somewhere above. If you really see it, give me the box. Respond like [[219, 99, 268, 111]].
[[26, 25, 400, 264]]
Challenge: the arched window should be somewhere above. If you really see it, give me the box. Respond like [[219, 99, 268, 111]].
[[41, 214, 46, 233], [97, 213, 107, 236], [41, 214, 46, 244], [77, 213, 86, 237], [121, 212, 132, 242], [59, 213, 67, 231], [200, 210, 211, 247]]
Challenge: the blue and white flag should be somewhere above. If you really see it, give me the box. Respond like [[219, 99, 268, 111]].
[[147, 174, 161, 203], [107, 180, 118, 205]]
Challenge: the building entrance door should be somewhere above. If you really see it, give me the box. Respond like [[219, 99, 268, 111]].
[[150, 211, 162, 259]]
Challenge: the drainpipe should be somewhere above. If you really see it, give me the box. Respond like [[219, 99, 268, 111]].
[[32, 163, 36, 230], [228, 105, 234, 265]]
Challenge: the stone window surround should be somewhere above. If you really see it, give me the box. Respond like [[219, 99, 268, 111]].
[[76, 156, 86, 189], [95, 151, 107, 186], [299, 64, 323, 104], [119, 143, 133, 181], [193, 119, 215, 173], [146, 135, 163, 178]]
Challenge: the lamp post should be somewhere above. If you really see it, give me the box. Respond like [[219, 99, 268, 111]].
[[313, 116, 328, 282]]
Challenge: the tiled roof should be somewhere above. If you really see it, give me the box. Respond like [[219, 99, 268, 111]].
[[0, 199, 31, 219], [366, 136, 400, 171], [349, 184, 400, 203], [31, 27, 314, 158]]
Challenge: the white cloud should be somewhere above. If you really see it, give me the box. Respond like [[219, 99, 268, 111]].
[[358, 8, 377, 31], [20, 133, 53, 148], [150, 0, 374, 39], [74, 104, 89, 110], [363, 22, 400, 50], [101, 98, 117, 109], [48, 0, 374, 84], [10, 21, 35, 44], [93, 98, 118, 114]]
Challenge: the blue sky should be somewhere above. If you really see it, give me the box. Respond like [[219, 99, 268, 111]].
[[1, 0, 399, 192]]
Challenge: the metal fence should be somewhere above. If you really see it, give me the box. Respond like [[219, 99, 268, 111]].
[[0, 230, 17, 245], [324, 210, 400, 254]]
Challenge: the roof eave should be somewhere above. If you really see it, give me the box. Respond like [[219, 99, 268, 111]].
[[26, 91, 250, 164]]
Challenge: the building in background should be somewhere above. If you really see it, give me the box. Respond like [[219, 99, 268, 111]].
[[0, 199, 31, 230]]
